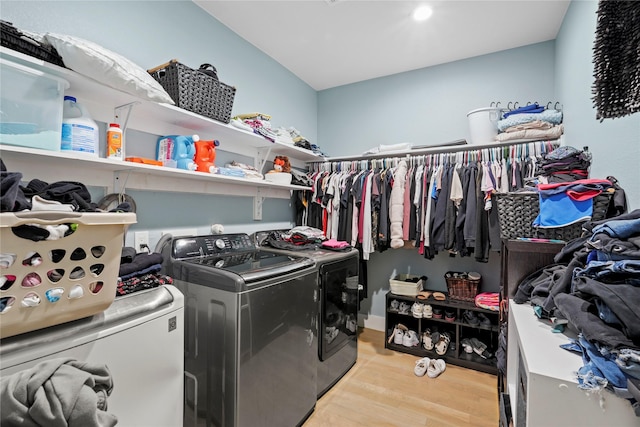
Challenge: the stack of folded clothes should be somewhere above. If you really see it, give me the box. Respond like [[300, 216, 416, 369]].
[[117, 249, 172, 296], [537, 145, 592, 183], [496, 103, 564, 142]]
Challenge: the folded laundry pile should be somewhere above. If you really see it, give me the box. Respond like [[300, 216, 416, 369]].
[[536, 145, 592, 183], [496, 103, 564, 143], [117, 249, 172, 296]]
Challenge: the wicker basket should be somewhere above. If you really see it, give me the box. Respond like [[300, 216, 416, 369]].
[[445, 272, 480, 302], [0, 20, 65, 67], [495, 189, 613, 241], [149, 60, 236, 123]]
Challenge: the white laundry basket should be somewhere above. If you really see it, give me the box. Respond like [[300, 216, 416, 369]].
[[467, 107, 504, 145]]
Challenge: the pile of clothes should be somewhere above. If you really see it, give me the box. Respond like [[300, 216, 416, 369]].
[[496, 103, 564, 143], [512, 209, 640, 415], [536, 145, 592, 183], [117, 249, 172, 297]]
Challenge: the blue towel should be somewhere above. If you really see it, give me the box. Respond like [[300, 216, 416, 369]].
[[503, 103, 545, 119]]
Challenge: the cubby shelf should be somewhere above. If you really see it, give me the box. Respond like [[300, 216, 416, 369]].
[[384, 292, 499, 375]]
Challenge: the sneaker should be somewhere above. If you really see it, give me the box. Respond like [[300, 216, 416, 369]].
[[463, 310, 480, 325], [427, 359, 446, 378], [423, 304, 433, 318], [403, 330, 420, 347], [389, 299, 400, 312], [415, 357, 430, 377], [477, 312, 493, 326], [432, 308, 443, 319], [389, 323, 408, 345], [411, 302, 424, 318], [398, 302, 410, 315]]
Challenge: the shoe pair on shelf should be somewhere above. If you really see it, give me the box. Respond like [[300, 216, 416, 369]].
[[388, 323, 419, 348], [422, 329, 451, 355], [411, 302, 432, 318], [463, 310, 492, 326], [414, 357, 446, 378], [389, 299, 410, 314], [460, 337, 493, 359]]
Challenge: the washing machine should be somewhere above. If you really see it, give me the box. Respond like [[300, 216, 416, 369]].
[[255, 230, 360, 398], [0, 285, 185, 427], [160, 233, 318, 427]]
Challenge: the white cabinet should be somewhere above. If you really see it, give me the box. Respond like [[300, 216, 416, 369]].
[[507, 301, 638, 427], [0, 47, 321, 216]]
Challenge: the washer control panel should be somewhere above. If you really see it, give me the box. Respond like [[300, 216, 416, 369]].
[[172, 233, 255, 259]]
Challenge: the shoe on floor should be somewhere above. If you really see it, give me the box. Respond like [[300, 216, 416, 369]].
[[427, 359, 446, 378], [414, 357, 430, 377]]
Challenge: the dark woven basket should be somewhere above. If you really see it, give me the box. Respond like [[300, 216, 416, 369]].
[[445, 272, 480, 302], [495, 189, 613, 241], [150, 61, 236, 123], [0, 20, 64, 67]]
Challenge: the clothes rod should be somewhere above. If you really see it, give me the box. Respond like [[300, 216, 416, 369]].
[[311, 138, 561, 163]]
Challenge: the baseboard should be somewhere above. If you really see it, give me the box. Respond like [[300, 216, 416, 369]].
[[358, 314, 385, 332]]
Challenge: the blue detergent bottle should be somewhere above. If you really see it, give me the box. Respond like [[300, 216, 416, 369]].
[[156, 134, 199, 170]]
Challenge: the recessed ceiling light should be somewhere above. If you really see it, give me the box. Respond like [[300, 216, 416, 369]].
[[412, 5, 433, 22]]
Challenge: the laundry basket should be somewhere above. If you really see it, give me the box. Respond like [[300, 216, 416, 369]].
[[0, 211, 136, 338]]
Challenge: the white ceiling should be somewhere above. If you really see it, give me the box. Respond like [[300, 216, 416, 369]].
[[193, 0, 571, 91]]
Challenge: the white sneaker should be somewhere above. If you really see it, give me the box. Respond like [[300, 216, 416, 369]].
[[398, 302, 410, 315], [423, 304, 433, 318], [403, 330, 420, 347], [427, 359, 446, 378], [414, 357, 430, 377], [411, 302, 424, 318], [393, 326, 405, 345], [346, 314, 357, 333]]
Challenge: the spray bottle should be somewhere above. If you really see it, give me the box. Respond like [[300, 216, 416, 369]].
[[194, 139, 220, 173]]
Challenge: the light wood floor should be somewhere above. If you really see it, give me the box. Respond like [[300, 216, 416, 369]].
[[303, 328, 499, 427]]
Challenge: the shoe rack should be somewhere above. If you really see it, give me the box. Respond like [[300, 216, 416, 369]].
[[384, 291, 499, 374]]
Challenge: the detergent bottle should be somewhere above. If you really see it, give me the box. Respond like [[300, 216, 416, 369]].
[[194, 139, 220, 173], [61, 96, 99, 155], [156, 134, 199, 170]]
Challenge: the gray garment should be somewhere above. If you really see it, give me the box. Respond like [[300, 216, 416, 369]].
[[0, 357, 117, 427]]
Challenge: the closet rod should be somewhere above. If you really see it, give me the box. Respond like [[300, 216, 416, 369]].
[[311, 137, 562, 164]]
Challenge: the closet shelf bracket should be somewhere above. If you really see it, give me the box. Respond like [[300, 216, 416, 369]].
[[256, 146, 274, 175], [253, 188, 264, 220], [114, 101, 141, 132]]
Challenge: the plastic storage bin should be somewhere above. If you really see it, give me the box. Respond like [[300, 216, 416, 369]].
[[0, 211, 137, 338], [0, 57, 69, 151]]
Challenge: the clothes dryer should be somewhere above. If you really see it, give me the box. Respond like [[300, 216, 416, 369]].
[[256, 230, 360, 398]]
